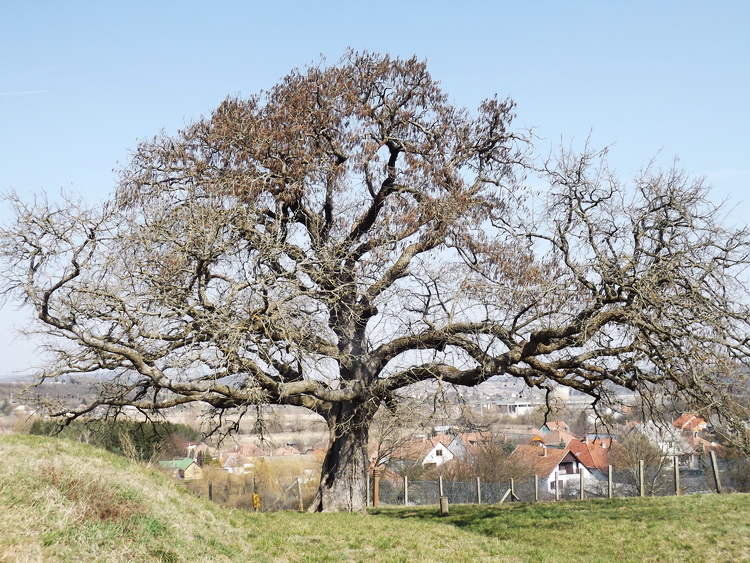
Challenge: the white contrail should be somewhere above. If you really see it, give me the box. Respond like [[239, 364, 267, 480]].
[[0, 90, 47, 96]]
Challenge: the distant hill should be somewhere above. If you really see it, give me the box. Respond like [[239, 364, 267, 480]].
[[0, 378, 101, 410]]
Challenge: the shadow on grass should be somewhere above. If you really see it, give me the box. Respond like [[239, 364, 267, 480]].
[[368, 498, 670, 539]]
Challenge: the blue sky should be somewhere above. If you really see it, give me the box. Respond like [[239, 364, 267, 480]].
[[1, 1, 749, 375]]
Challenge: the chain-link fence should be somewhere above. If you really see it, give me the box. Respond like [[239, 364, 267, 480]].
[[185, 474, 314, 512], [183, 454, 750, 511], [374, 453, 750, 507]]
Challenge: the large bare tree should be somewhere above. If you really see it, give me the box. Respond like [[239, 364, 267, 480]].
[[2, 52, 749, 512]]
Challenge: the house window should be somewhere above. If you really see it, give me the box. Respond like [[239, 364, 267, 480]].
[[436, 449, 443, 456], [559, 462, 577, 475]]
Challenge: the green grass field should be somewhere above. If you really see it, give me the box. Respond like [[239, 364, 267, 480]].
[[1, 434, 748, 562]]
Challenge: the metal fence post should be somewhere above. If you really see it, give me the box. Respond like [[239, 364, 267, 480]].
[[438, 475, 444, 498], [403, 475, 409, 506], [608, 465, 613, 499], [674, 456, 681, 496], [476, 477, 482, 504]]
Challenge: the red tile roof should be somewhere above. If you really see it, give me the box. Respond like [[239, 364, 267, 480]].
[[271, 445, 301, 456], [567, 439, 595, 469], [674, 413, 707, 431], [686, 434, 725, 457], [507, 444, 571, 478], [391, 437, 449, 462], [530, 429, 578, 447], [239, 442, 267, 457], [567, 438, 617, 472]]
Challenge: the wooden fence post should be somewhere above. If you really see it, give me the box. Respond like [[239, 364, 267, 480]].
[[639, 460, 645, 497], [476, 477, 482, 504], [373, 469, 381, 507], [673, 456, 681, 496], [710, 451, 723, 494], [607, 465, 613, 499], [208, 480, 213, 501], [403, 475, 409, 506]]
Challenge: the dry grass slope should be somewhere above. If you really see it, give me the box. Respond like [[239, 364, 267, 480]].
[[0, 435, 258, 562], [2, 434, 750, 562]]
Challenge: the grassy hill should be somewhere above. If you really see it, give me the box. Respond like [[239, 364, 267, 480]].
[[1, 434, 749, 562]]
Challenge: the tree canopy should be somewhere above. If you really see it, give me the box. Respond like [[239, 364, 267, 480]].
[[2, 52, 749, 511]]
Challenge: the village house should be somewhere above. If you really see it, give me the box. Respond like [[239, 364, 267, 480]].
[[673, 414, 724, 468], [685, 433, 725, 460], [529, 427, 578, 449], [539, 421, 570, 434], [158, 457, 203, 481], [626, 420, 695, 461], [389, 435, 455, 469], [271, 444, 302, 456], [508, 443, 595, 494], [674, 413, 709, 433], [186, 442, 219, 464], [566, 437, 618, 479], [446, 432, 493, 460], [237, 442, 267, 457], [222, 453, 245, 474]]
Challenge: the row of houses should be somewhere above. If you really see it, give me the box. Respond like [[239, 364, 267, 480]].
[[376, 414, 723, 494], [159, 413, 723, 489], [377, 421, 616, 493], [159, 438, 328, 480]]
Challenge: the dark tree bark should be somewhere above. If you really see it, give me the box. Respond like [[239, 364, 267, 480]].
[[310, 401, 372, 512]]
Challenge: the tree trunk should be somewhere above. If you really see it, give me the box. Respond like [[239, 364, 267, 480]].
[[308, 402, 370, 512]]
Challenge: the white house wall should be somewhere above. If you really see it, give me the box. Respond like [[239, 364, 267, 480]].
[[545, 463, 596, 492], [422, 443, 453, 466]]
